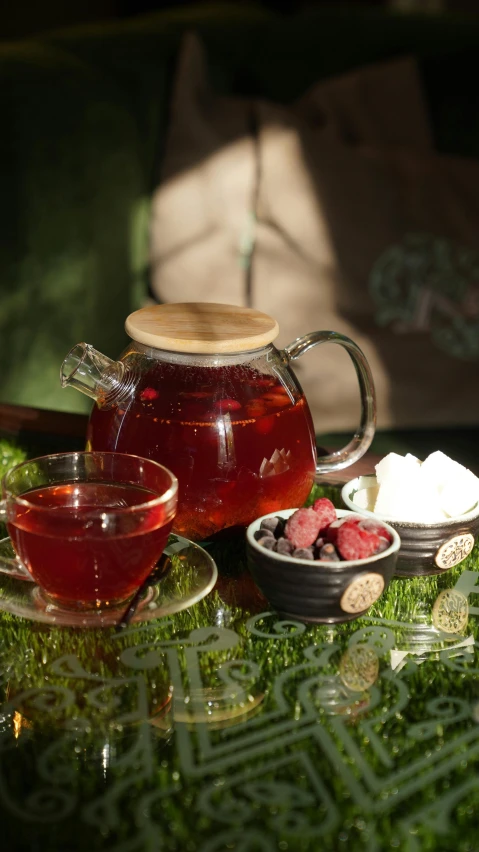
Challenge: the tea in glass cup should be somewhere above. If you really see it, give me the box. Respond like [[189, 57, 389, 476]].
[[0, 452, 178, 610]]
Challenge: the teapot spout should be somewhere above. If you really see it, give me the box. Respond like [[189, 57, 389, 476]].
[[60, 343, 127, 405]]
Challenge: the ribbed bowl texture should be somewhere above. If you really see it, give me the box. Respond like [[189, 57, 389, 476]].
[[246, 509, 400, 624]]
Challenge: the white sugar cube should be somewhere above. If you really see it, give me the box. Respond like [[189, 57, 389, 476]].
[[405, 453, 421, 467], [374, 453, 421, 520], [421, 451, 479, 517], [375, 452, 419, 486], [353, 486, 379, 511], [373, 482, 413, 520], [374, 478, 446, 522], [420, 451, 462, 488], [372, 450, 479, 522], [439, 481, 478, 517], [358, 475, 376, 490]]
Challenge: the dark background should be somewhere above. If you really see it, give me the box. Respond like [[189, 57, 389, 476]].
[[2, 0, 479, 42]]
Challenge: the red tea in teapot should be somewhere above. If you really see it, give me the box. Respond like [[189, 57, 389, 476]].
[[62, 303, 376, 542], [88, 362, 316, 541]]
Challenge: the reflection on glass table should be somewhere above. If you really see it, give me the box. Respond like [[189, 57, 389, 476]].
[[1, 406, 479, 851], [1, 525, 479, 852]]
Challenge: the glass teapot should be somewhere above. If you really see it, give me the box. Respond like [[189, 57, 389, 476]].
[[61, 303, 376, 541]]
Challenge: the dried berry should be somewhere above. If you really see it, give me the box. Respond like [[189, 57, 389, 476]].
[[245, 399, 267, 418], [292, 547, 315, 560], [336, 520, 380, 561], [358, 518, 393, 542], [285, 508, 322, 549], [260, 516, 285, 538], [214, 398, 241, 412], [180, 390, 212, 399], [256, 536, 276, 550], [262, 388, 290, 408], [254, 506, 392, 563], [263, 395, 288, 409], [254, 416, 276, 435], [254, 528, 273, 542], [312, 497, 337, 533], [318, 543, 340, 562], [325, 515, 362, 544], [324, 517, 346, 544], [276, 537, 295, 555], [140, 387, 159, 401]]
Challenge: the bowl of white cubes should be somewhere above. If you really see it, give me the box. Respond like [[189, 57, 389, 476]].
[[341, 451, 479, 577]]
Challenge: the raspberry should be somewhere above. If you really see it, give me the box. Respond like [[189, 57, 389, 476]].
[[214, 398, 241, 412], [257, 508, 391, 562], [324, 516, 354, 544], [336, 520, 381, 561], [245, 399, 267, 418], [285, 508, 321, 549], [262, 391, 290, 408], [358, 519, 392, 542], [312, 497, 337, 533], [140, 387, 159, 401], [376, 536, 391, 553], [254, 416, 276, 435]]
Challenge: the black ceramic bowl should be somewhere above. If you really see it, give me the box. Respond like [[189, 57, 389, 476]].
[[246, 509, 400, 624], [342, 475, 479, 577]]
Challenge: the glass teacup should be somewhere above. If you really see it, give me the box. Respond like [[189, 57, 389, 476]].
[[0, 452, 178, 611]]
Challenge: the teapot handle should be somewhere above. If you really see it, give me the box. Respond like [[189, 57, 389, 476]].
[[282, 331, 376, 475]]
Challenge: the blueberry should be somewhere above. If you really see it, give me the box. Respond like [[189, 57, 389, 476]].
[[260, 516, 285, 538], [260, 516, 277, 531], [276, 537, 294, 555], [318, 543, 340, 562], [293, 547, 314, 560], [254, 528, 273, 541], [257, 536, 277, 551]]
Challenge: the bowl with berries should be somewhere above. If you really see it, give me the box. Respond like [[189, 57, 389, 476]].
[[246, 498, 400, 624]]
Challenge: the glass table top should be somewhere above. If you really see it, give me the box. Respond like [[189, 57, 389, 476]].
[[1, 413, 479, 851], [1, 520, 479, 852]]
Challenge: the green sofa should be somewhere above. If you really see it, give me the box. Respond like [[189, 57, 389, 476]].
[[2, 1, 479, 415]]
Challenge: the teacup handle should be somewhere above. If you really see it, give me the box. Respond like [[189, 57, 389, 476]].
[[0, 500, 34, 582], [282, 331, 376, 475]]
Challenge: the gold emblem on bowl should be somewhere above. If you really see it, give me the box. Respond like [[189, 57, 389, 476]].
[[340, 573, 385, 614]]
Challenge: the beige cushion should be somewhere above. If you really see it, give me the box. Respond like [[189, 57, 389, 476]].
[[150, 33, 479, 432], [149, 34, 255, 308]]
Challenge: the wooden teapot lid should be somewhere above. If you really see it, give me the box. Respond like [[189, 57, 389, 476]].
[[125, 303, 279, 354]]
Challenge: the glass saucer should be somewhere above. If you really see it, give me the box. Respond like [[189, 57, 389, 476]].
[[0, 535, 217, 628]]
